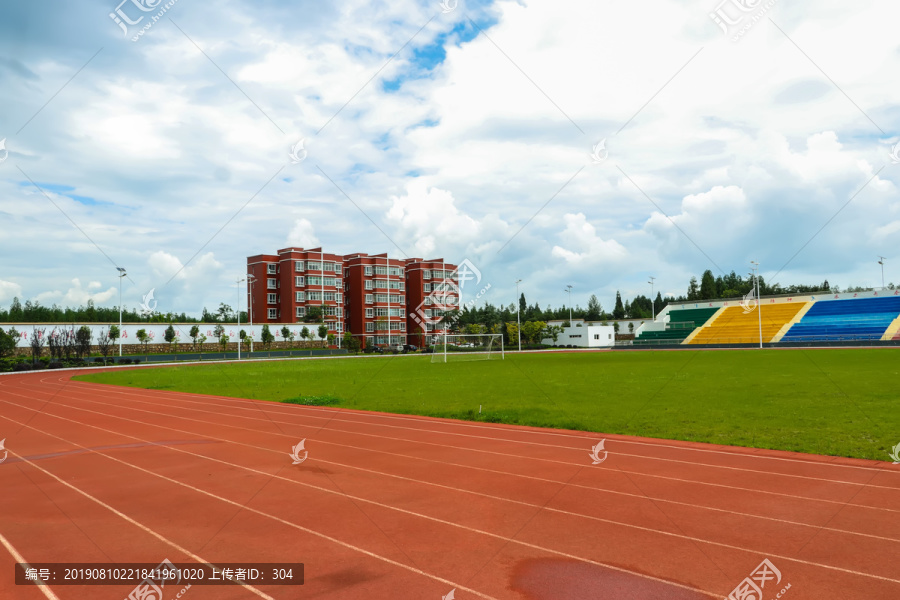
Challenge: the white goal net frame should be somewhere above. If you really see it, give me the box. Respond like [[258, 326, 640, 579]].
[[431, 333, 504, 363]]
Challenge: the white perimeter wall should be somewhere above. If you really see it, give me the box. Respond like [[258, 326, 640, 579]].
[[0, 323, 324, 346]]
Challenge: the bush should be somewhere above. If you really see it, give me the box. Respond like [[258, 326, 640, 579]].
[[282, 395, 341, 406], [14, 363, 33, 371], [133, 359, 142, 365], [49, 362, 64, 369], [119, 358, 132, 365], [94, 357, 105, 363]]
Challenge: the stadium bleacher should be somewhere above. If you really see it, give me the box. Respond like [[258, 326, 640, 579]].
[[781, 296, 900, 342], [634, 307, 719, 345], [688, 302, 807, 345]]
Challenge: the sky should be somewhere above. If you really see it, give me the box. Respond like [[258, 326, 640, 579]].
[[0, 0, 898, 318]]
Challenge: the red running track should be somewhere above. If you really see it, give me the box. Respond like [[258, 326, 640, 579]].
[[1, 369, 899, 599]]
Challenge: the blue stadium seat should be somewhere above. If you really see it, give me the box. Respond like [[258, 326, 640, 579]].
[[781, 296, 900, 341]]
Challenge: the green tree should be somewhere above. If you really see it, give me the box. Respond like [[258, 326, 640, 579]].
[[300, 326, 310, 343], [586, 295, 602, 321], [700, 269, 716, 299], [613, 291, 625, 319], [317, 324, 328, 341], [76, 326, 92, 358], [545, 324, 563, 344], [164, 324, 177, 351], [261, 324, 274, 349], [198, 334, 207, 353], [0, 328, 17, 357], [219, 334, 229, 350], [281, 326, 290, 345], [305, 306, 323, 323], [136, 329, 149, 350], [190, 325, 200, 350], [109, 325, 121, 346], [687, 277, 700, 300], [213, 324, 225, 340], [505, 321, 519, 346], [519, 293, 527, 315], [9, 298, 23, 321]]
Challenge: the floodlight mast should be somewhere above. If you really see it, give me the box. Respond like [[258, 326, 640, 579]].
[[237, 278, 245, 360], [515, 279, 522, 352], [878, 256, 886, 289], [648, 276, 656, 320], [751, 261, 762, 349], [565, 285, 573, 325], [117, 267, 126, 356]]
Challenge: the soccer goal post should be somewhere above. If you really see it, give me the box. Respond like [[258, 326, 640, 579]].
[[430, 334, 504, 363]]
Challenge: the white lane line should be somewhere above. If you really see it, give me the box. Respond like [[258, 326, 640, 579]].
[[0, 451, 275, 600], [1, 415, 501, 600], [56, 378, 900, 488], [0, 532, 61, 600], [5, 400, 900, 588]]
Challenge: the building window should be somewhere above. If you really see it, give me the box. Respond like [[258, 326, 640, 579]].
[[295, 261, 304, 272], [594, 334, 599, 340], [375, 266, 387, 275], [334, 265, 342, 275], [295, 292, 305, 302], [424, 283, 431, 292], [423, 270, 431, 279], [267, 294, 277, 304], [365, 308, 374, 318], [267, 308, 277, 319], [267, 264, 277, 274], [306, 261, 321, 271], [425, 297, 432, 306], [267, 278, 277, 289], [365, 280, 373, 290], [307, 291, 322, 301], [364, 266, 373, 276], [365, 294, 374, 304], [335, 293, 342, 303], [296, 307, 306, 318], [295, 276, 304, 287], [366, 322, 374, 332]]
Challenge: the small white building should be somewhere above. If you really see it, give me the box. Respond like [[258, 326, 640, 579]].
[[543, 325, 615, 348]]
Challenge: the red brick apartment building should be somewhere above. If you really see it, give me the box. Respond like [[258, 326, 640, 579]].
[[246, 248, 345, 338], [404, 258, 458, 348], [344, 253, 408, 348], [247, 248, 457, 348]]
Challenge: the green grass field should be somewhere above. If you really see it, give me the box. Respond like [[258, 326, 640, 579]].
[[74, 349, 900, 461]]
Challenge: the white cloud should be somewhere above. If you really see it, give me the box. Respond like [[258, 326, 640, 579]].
[[551, 213, 627, 265], [0, 280, 23, 303], [286, 218, 320, 248]]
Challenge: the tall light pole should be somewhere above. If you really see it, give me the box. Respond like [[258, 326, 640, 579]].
[[648, 276, 656, 320], [751, 261, 762, 349], [247, 274, 255, 353], [515, 279, 522, 352], [565, 284, 573, 325], [878, 256, 886, 289], [116, 267, 126, 356], [237, 278, 245, 360]]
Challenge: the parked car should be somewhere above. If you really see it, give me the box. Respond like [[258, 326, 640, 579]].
[[403, 344, 418, 352]]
